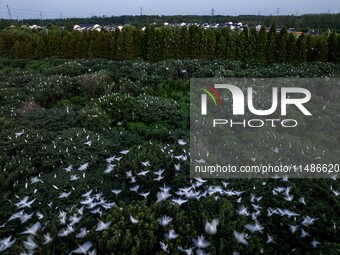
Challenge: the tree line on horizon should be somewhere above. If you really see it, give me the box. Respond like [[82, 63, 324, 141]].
[[0, 13, 339, 31], [0, 24, 339, 63]]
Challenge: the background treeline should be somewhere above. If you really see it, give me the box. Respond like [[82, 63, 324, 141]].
[[0, 13, 339, 31], [0, 24, 339, 63]]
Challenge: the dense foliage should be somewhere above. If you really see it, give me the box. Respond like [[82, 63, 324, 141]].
[[0, 24, 339, 63], [0, 58, 339, 254]]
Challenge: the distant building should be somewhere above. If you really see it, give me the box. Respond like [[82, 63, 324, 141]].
[[294, 31, 304, 36], [307, 30, 322, 36]]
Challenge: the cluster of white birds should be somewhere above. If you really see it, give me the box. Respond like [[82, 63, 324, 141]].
[[0, 134, 338, 255]]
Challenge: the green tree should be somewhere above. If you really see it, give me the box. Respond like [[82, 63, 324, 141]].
[[0, 37, 7, 56], [286, 33, 296, 62], [256, 26, 267, 62], [200, 28, 216, 60], [161, 27, 174, 59], [14, 41, 23, 58], [171, 28, 182, 59], [313, 37, 328, 62], [80, 33, 89, 58], [188, 26, 201, 58], [67, 37, 77, 58], [64, 20, 74, 31], [115, 29, 125, 60], [132, 28, 143, 58], [296, 33, 307, 62], [237, 27, 250, 61], [74, 40, 82, 58], [140, 26, 149, 59], [215, 32, 226, 59], [60, 35, 69, 58], [276, 27, 288, 62], [93, 32, 104, 58], [327, 30, 338, 62], [266, 23, 277, 63], [88, 39, 95, 58], [35, 36, 46, 58], [47, 33, 59, 57], [147, 27, 163, 61], [101, 31, 112, 59], [122, 28, 135, 60], [179, 26, 190, 59], [248, 26, 258, 61], [224, 28, 236, 60]]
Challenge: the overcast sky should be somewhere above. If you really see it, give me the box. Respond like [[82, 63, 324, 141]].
[[0, 0, 339, 19]]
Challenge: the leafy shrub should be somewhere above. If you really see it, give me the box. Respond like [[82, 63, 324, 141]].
[[78, 70, 114, 97]]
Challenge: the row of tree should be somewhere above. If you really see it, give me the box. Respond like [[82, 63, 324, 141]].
[[1, 13, 339, 31], [0, 24, 339, 62]]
